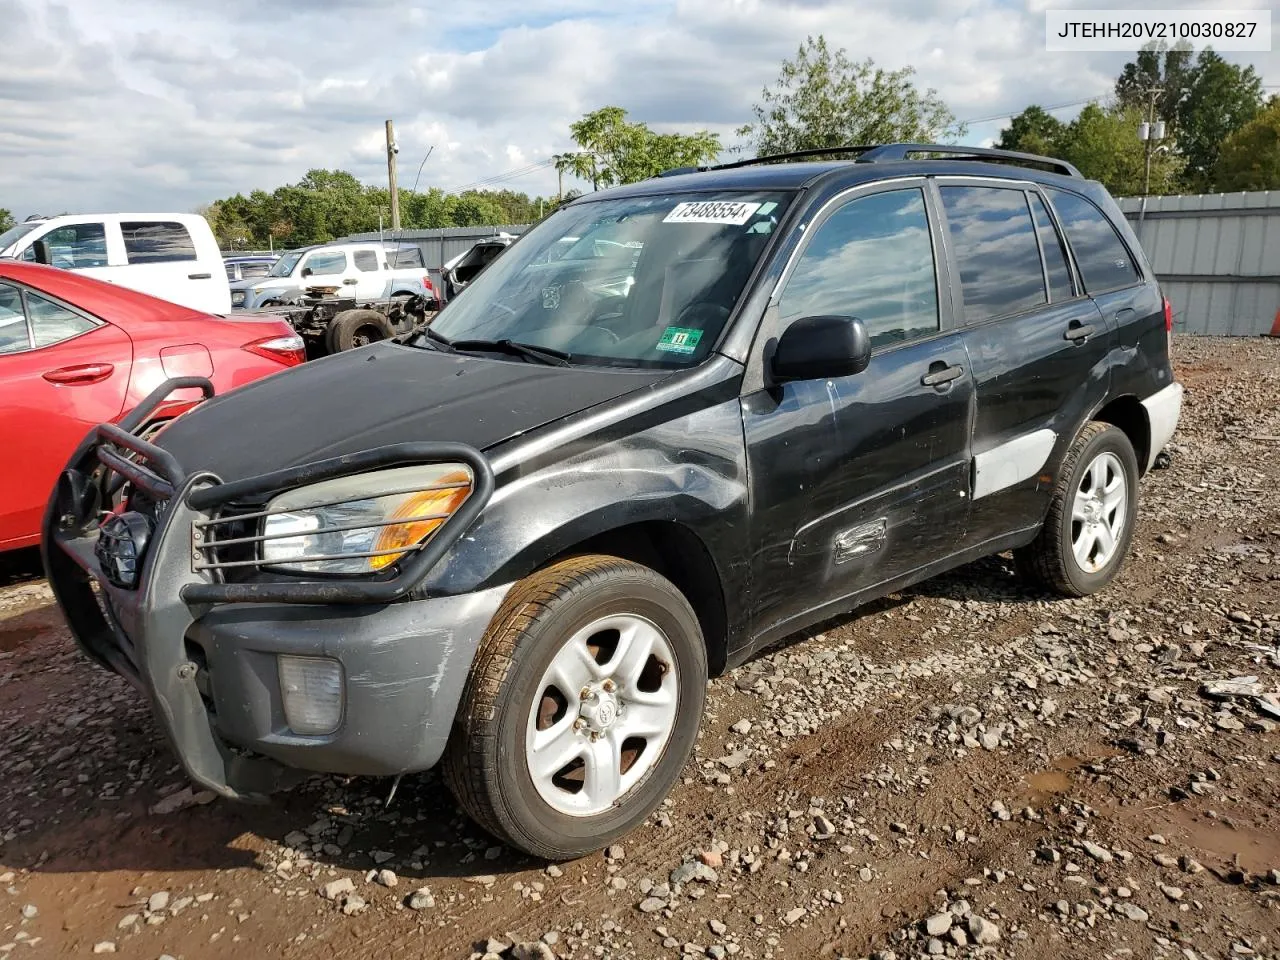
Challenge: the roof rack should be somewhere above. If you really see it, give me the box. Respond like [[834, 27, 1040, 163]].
[[656, 142, 1081, 179]]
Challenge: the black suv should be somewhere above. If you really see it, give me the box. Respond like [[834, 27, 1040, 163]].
[[44, 143, 1183, 860]]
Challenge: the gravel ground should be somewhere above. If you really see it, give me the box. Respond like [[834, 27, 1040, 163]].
[[0, 336, 1277, 960]]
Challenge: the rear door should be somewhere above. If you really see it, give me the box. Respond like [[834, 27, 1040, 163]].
[[352, 248, 389, 300], [118, 219, 224, 312], [0, 281, 132, 548], [743, 181, 973, 641], [937, 179, 1111, 545]]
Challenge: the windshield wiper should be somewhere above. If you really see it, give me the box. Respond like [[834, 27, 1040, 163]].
[[405, 325, 456, 352], [449, 338, 572, 367]]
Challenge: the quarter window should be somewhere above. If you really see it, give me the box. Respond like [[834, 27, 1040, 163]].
[[304, 251, 347, 276], [25, 223, 108, 269], [0, 283, 29, 354], [27, 291, 96, 346], [122, 221, 198, 264], [940, 186, 1046, 323], [353, 249, 380, 272], [1029, 193, 1075, 301], [1045, 188, 1141, 293], [778, 188, 939, 349]]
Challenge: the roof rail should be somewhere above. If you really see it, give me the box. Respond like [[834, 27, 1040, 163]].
[[856, 143, 1082, 178], [655, 143, 1082, 180]]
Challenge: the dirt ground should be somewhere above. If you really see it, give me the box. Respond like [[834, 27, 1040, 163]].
[[1, 336, 1277, 960]]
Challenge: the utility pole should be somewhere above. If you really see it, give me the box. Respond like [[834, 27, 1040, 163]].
[[385, 119, 401, 232], [1137, 87, 1166, 236]]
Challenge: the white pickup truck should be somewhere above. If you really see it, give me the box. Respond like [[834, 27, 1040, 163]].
[[231, 241, 435, 310]]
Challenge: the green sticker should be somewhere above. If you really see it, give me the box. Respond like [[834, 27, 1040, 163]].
[[656, 326, 703, 355]]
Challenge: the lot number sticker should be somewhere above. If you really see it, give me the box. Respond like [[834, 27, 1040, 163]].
[[663, 200, 762, 225], [656, 326, 704, 355]]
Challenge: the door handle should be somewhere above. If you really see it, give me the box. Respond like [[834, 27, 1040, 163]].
[[188, 272, 212, 280], [44, 362, 114, 385], [921, 363, 964, 387], [1113, 308, 1135, 323], [342, 278, 358, 285], [1064, 322, 1095, 342]]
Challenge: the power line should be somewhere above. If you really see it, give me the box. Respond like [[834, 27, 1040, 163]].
[[454, 158, 555, 192]]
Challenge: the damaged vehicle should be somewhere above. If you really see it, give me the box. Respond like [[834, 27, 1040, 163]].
[[44, 143, 1183, 860]]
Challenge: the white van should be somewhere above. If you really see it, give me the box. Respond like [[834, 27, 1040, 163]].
[[0, 213, 231, 314]]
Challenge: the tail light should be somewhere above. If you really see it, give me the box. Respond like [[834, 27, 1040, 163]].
[[422, 275, 434, 292], [1163, 296, 1173, 333], [243, 333, 306, 367]]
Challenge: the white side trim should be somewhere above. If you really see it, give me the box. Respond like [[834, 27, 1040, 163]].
[[1141, 381, 1184, 471], [973, 429, 1057, 500]]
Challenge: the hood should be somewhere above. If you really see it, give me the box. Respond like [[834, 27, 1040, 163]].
[[154, 341, 671, 483], [228, 277, 263, 292]]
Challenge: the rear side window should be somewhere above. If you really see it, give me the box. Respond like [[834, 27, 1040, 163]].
[[304, 251, 347, 276], [241, 263, 271, 278], [390, 248, 425, 269], [0, 283, 29, 354], [1045, 189, 1141, 293], [353, 249, 380, 272], [1028, 193, 1075, 302], [122, 221, 197, 264], [779, 188, 939, 349], [940, 186, 1046, 323], [25, 223, 108, 269], [27, 291, 96, 346]]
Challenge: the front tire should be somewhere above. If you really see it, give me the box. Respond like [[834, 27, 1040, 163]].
[[1015, 421, 1139, 597], [443, 555, 707, 860]]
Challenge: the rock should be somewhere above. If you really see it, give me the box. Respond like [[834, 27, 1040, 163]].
[[968, 916, 1000, 944], [731, 719, 752, 735], [951, 706, 982, 727], [1153, 853, 1178, 868], [371, 850, 394, 864], [1181, 856, 1205, 874], [924, 913, 952, 936], [858, 867, 873, 882], [1227, 610, 1252, 623], [481, 939, 512, 956], [20, 904, 36, 919], [949, 927, 968, 947], [709, 918, 728, 936], [1159, 884, 1184, 900], [812, 815, 837, 839], [407, 888, 435, 911], [512, 943, 556, 960], [638, 897, 667, 914], [670, 862, 718, 885], [341, 895, 366, 916], [1116, 902, 1148, 922], [321, 878, 355, 901], [699, 849, 723, 869], [93, 944, 117, 954], [149, 787, 217, 816], [979, 730, 1001, 751], [1216, 715, 1246, 731], [927, 938, 945, 955], [545, 864, 563, 879], [708, 947, 727, 960], [1082, 841, 1113, 863], [117, 914, 139, 930], [783, 907, 807, 924], [147, 892, 169, 913], [606, 844, 626, 861], [376, 869, 398, 888]]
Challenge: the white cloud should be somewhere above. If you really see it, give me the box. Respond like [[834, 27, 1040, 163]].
[[1, 0, 1276, 218]]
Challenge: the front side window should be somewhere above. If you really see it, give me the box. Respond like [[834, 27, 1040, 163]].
[[303, 251, 347, 276], [941, 186, 1047, 323], [122, 221, 197, 264], [26, 223, 108, 269], [270, 252, 303, 277], [353, 249, 380, 272], [778, 188, 939, 349], [427, 191, 793, 368], [0, 283, 29, 354], [1046, 188, 1142, 293]]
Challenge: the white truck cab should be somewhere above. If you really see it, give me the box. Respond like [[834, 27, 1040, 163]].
[[0, 213, 231, 314]]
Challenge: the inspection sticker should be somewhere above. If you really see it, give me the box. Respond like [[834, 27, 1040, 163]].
[[656, 326, 704, 355], [663, 200, 762, 225]]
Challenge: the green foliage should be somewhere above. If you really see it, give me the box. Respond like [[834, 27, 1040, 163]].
[[0, 208, 14, 233], [565, 107, 721, 188], [738, 35, 964, 156], [202, 168, 552, 249], [1176, 50, 1264, 189], [1114, 41, 1195, 120], [1214, 96, 1280, 191], [996, 106, 1065, 156], [1055, 104, 1185, 196]]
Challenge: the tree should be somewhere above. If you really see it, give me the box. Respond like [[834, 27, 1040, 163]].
[[0, 208, 14, 233], [1214, 96, 1280, 191], [1054, 103, 1184, 196], [1177, 50, 1264, 189], [566, 107, 721, 188], [1114, 41, 1194, 121], [738, 35, 963, 156], [996, 106, 1066, 156]]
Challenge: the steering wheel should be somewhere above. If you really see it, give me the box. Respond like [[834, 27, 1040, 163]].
[[674, 300, 731, 329]]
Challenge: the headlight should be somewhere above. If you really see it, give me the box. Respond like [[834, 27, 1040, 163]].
[[260, 464, 473, 574]]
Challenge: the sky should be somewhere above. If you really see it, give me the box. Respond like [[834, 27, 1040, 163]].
[[2, 0, 1277, 219]]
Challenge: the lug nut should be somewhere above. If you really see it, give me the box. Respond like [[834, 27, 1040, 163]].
[[602, 678, 616, 693], [580, 686, 593, 700], [574, 718, 587, 731]]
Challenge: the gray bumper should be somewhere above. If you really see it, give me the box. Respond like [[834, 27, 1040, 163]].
[[187, 586, 508, 776]]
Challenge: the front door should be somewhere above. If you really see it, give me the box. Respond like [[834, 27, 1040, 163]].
[[742, 183, 973, 643]]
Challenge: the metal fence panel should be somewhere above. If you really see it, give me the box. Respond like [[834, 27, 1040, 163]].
[[1119, 191, 1280, 336]]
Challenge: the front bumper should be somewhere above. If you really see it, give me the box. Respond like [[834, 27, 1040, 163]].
[[42, 377, 503, 799]]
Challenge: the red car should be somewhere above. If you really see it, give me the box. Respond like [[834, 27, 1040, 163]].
[[0, 260, 304, 550]]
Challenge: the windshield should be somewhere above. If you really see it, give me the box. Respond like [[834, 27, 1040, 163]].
[[269, 251, 304, 277], [428, 191, 792, 368], [0, 221, 40, 253]]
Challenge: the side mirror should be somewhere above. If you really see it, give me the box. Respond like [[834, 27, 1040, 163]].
[[771, 315, 871, 382], [31, 240, 52, 265], [300, 266, 313, 278]]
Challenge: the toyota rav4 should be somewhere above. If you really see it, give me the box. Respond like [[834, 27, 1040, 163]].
[[44, 143, 1183, 860]]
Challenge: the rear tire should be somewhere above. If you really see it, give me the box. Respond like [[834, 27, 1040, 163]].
[[326, 309, 395, 352], [1014, 421, 1139, 597], [443, 555, 707, 860]]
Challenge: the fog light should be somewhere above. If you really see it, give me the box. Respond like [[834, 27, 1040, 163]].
[[278, 656, 344, 736]]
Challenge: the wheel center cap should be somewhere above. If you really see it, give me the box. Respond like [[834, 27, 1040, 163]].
[[1084, 497, 1103, 523], [580, 689, 619, 732]]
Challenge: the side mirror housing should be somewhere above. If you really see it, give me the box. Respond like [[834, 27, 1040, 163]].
[[300, 266, 313, 278], [771, 315, 871, 382], [31, 240, 52, 265]]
